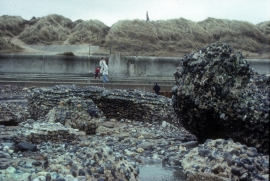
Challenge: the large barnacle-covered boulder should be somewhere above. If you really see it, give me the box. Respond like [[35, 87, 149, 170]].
[[172, 42, 269, 153]]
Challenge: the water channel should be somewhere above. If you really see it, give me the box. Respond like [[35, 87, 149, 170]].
[[139, 164, 187, 181]]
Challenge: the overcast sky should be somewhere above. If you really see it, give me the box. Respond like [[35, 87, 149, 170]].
[[0, 0, 269, 26]]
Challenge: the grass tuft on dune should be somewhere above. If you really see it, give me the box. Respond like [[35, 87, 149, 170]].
[[0, 14, 269, 57]]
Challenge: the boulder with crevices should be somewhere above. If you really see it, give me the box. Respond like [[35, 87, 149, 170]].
[[172, 42, 269, 153]]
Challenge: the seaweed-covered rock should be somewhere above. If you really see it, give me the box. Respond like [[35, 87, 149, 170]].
[[172, 42, 269, 153]]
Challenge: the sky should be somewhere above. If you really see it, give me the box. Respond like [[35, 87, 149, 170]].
[[0, 0, 269, 26]]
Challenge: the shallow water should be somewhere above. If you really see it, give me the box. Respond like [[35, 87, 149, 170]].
[[139, 164, 187, 181]]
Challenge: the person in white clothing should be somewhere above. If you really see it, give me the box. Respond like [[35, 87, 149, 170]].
[[99, 57, 108, 83], [99, 57, 106, 70]]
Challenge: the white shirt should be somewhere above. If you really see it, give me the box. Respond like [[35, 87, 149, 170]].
[[99, 60, 108, 75]]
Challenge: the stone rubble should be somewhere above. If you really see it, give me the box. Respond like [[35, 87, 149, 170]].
[[182, 139, 269, 181], [0, 117, 196, 181], [0, 85, 32, 124], [0, 84, 196, 181]]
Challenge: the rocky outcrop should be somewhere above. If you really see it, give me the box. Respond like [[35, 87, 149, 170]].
[[28, 85, 177, 133], [12, 119, 86, 144], [0, 85, 31, 100], [0, 85, 31, 124], [0, 117, 86, 147], [0, 99, 29, 124], [44, 102, 103, 135], [172, 42, 269, 153]]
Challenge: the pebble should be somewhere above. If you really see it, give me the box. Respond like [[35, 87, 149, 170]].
[[0, 116, 197, 180], [181, 139, 269, 181]]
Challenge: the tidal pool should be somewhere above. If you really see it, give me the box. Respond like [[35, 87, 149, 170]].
[[139, 164, 187, 181]]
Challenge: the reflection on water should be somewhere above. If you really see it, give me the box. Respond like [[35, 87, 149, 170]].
[[139, 164, 187, 181]]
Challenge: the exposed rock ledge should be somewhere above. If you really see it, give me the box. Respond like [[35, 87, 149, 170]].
[[27, 85, 178, 134]]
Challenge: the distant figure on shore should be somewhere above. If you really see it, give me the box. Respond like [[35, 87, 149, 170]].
[[146, 11, 150, 22], [153, 82, 160, 95], [94, 65, 100, 79], [99, 57, 109, 83]]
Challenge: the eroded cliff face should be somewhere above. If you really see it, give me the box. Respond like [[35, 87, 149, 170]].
[[172, 42, 269, 153]]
